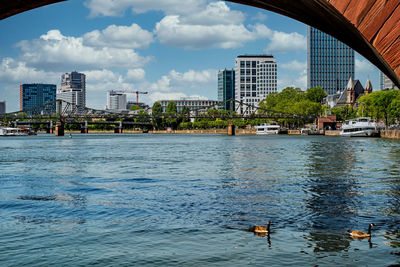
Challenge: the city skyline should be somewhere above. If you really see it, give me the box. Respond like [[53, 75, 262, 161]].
[[0, 0, 379, 112]]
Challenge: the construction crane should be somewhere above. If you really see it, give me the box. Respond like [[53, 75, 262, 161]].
[[112, 90, 148, 105]]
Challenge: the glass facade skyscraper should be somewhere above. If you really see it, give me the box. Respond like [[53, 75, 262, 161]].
[[20, 84, 56, 115], [218, 69, 235, 111], [307, 26, 354, 95]]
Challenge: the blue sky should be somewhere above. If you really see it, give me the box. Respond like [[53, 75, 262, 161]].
[[0, 0, 378, 112]]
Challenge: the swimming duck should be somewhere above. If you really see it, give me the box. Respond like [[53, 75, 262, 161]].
[[251, 221, 271, 236], [348, 223, 374, 239]]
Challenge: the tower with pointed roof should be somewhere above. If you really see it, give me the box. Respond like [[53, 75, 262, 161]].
[[364, 79, 373, 95], [346, 76, 355, 106]]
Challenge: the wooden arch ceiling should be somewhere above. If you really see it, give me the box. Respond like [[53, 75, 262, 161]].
[[2, 0, 400, 88]]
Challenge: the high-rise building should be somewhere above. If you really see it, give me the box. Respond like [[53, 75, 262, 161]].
[[57, 71, 86, 114], [380, 72, 398, 90], [20, 84, 56, 115], [107, 91, 127, 110], [235, 55, 277, 115], [307, 26, 355, 95], [0, 101, 5, 114], [218, 69, 235, 111]]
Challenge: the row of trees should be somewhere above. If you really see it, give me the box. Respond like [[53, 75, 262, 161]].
[[258, 87, 326, 128]]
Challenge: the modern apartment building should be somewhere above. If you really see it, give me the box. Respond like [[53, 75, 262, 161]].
[[307, 26, 354, 95], [20, 84, 56, 115], [57, 71, 86, 114], [235, 55, 277, 115], [107, 91, 127, 110], [218, 69, 235, 111], [0, 101, 5, 114], [159, 99, 218, 113]]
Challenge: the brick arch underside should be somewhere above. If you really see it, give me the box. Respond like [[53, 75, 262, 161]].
[[2, 0, 400, 88]]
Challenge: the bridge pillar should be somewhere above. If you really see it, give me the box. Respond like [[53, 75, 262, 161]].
[[81, 121, 88, 134], [228, 121, 235, 136], [114, 121, 123, 134], [47, 121, 54, 134], [55, 121, 64, 136]]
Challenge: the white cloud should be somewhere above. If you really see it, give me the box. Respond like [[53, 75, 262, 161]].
[[278, 69, 307, 90], [17, 30, 152, 71], [251, 12, 268, 22], [84, 69, 123, 84], [169, 69, 216, 83], [83, 23, 154, 49], [155, 16, 269, 49], [0, 57, 58, 84], [84, 0, 208, 17], [181, 2, 245, 25], [280, 60, 306, 72], [126, 68, 146, 81], [148, 69, 217, 101], [265, 31, 306, 53], [355, 58, 374, 73]]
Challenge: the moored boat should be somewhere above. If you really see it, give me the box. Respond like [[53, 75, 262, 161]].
[[340, 117, 380, 137], [255, 123, 280, 135], [0, 127, 35, 136]]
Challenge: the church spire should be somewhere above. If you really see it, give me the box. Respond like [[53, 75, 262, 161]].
[[365, 79, 373, 94]]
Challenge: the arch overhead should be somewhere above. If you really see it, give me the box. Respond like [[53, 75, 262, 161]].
[[1, 0, 400, 88], [227, 0, 400, 88], [0, 0, 65, 20]]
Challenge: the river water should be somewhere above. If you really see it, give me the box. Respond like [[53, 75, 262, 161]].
[[1, 134, 400, 266]]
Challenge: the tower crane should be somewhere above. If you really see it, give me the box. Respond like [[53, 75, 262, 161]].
[[112, 90, 148, 105]]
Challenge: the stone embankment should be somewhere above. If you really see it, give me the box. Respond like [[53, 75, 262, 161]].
[[149, 129, 256, 135], [380, 130, 400, 140], [324, 130, 340, 136]]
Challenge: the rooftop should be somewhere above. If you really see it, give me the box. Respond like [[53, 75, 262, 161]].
[[237, 55, 274, 58]]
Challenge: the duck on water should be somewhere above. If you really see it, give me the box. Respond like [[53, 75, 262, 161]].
[[348, 223, 375, 239], [250, 221, 271, 237]]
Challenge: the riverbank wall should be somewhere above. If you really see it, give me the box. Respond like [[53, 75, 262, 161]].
[[325, 130, 340, 136], [148, 129, 256, 135], [381, 130, 400, 139]]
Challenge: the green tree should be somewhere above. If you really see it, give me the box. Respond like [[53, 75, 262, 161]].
[[306, 87, 327, 103], [180, 106, 190, 123], [389, 97, 400, 123], [373, 89, 398, 127], [165, 101, 178, 129], [136, 110, 150, 124], [130, 105, 143, 111], [331, 105, 357, 121], [152, 102, 163, 130]]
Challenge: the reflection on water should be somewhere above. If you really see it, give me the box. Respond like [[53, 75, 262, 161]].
[[0, 134, 400, 265], [303, 139, 358, 253]]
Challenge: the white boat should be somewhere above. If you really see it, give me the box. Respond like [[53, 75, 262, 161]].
[[340, 117, 380, 137], [0, 127, 33, 136], [255, 123, 280, 135]]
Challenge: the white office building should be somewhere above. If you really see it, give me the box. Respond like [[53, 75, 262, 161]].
[[57, 71, 86, 114], [159, 99, 218, 113], [235, 55, 277, 115], [107, 91, 127, 110]]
